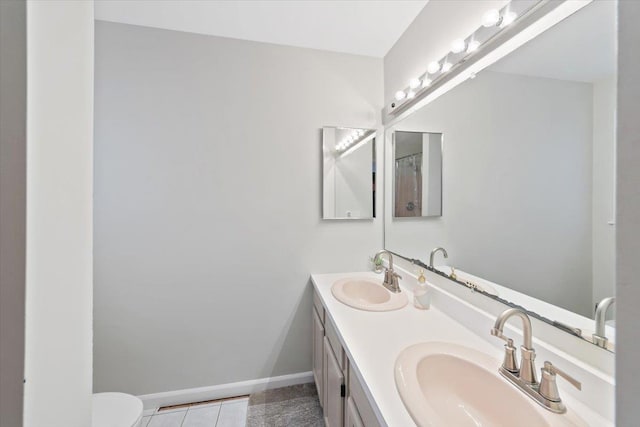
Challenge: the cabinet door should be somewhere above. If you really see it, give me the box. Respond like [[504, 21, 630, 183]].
[[323, 337, 344, 427], [345, 397, 364, 427], [312, 307, 324, 408]]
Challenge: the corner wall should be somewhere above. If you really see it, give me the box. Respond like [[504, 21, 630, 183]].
[[616, 1, 640, 425], [0, 1, 26, 425], [24, 2, 94, 426]]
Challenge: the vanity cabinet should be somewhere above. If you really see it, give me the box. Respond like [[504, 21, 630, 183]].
[[312, 289, 381, 427], [324, 336, 345, 427], [345, 397, 364, 427], [312, 306, 324, 408]]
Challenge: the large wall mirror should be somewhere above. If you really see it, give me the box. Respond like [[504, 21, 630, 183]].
[[323, 127, 376, 219], [384, 0, 616, 351]]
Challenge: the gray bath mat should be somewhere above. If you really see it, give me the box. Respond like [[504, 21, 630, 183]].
[[246, 383, 324, 427]]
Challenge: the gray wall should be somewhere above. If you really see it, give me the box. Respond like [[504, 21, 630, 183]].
[[94, 21, 383, 394], [0, 1, 26, 425], [616, 1, 640, 425], [385, 71, 594, 317]]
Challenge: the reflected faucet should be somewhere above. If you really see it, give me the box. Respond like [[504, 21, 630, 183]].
[[593, 297, 615, 348], [374, 250, 402, 293], [429, 247, 448, 268]]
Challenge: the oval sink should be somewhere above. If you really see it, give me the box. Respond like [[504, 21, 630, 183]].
[[331, 277, 408, 311], [395, 342, 587, 427]]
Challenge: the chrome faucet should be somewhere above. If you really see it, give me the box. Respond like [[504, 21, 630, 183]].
[[592, 296, 615, 348], [490, 308, 581, 413], [374, 250, 402, 293], [491, 308, 537, 384], [429, 247, 448, 268]]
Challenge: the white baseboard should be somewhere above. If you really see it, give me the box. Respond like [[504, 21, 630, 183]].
[[137, 371, 314, 410]]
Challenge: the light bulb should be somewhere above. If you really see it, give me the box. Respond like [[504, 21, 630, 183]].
[[407, 90, 416, 99], [482, 9, 500, 27], [451, 39, 466, 54], [409, 78, 421, 89], [467, 40, 480, 53], [501, 11, 517, 27], [357, 129, 364, 136], [441, 62, 453, 72], [422, 78, 432, 88], [469, 72, 477, 80], [427, 61, 441, 74], [395, 90, 406, 101]]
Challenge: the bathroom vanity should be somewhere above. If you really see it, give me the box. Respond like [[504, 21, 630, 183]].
[[311, 269, 613, 427]]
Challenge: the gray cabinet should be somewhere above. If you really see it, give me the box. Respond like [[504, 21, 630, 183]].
[[312, 307, 325, 408], [323, 336, 344, 427], [345, 397, 364, 427], [313, 289, 380, 427]]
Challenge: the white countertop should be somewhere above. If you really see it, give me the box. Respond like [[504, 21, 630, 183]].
[[311, 271, 613, 427]]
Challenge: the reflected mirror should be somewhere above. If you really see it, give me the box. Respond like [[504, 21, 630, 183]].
[[384, 0, 616, 350], [393, 131, 443, 218], [322, 127, 376, 219]]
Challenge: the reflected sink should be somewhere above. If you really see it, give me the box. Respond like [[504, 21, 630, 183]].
[[395, 342, 587, 427], [331, 277, 408, 311]]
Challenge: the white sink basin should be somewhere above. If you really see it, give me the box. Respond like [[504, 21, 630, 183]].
[[331, 277, 408, 311], [395, 342, 587, 427]]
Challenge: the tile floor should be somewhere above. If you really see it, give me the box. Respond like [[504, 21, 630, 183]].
[[140, 397, 249, 427]]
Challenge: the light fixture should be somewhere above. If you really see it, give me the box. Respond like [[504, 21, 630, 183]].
[[501, 10, 517, 27], [451, 39, 466, 54], [407, 90, 416, 99], [441, 62, 453, 72], [482, 9, 500, 27], [467, 39, 480, 53], [409, 78, 421, 89], [395, 90, 406, 101], [422, 78, 432, 88], [427, 61, 441, 74]]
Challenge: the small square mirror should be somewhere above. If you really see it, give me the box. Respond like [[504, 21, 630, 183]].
[[322, 127, 376, 219]]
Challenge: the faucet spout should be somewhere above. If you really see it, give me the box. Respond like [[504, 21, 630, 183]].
[[429, 247, 448, 268], [373, 250, 402, 293], [492, 308, 533, 350], [491, 308, 537, 385], [593, 297, 615, 348]]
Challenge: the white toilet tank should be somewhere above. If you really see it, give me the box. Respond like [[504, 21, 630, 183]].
[[93, 392, 143, 427]]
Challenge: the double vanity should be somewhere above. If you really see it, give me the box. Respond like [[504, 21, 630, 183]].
[[311, 259, 613, 427]]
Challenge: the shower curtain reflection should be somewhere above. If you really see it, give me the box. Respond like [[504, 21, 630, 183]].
[[395, 153, 422, 217]]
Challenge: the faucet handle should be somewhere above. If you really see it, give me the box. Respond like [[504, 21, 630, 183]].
[[491, 331, 519, 373], [539, 361, 581, 402]]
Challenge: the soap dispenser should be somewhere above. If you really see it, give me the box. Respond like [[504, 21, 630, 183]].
[[413, 269, 431, 310]]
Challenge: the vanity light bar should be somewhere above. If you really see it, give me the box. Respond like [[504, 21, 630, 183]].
[[335, 128, 370, 153], [388, 1, 539, 115]]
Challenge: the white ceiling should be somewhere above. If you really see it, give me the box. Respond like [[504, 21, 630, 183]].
[[94, 0, 428, 58], [489, 0, 616, 83]]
